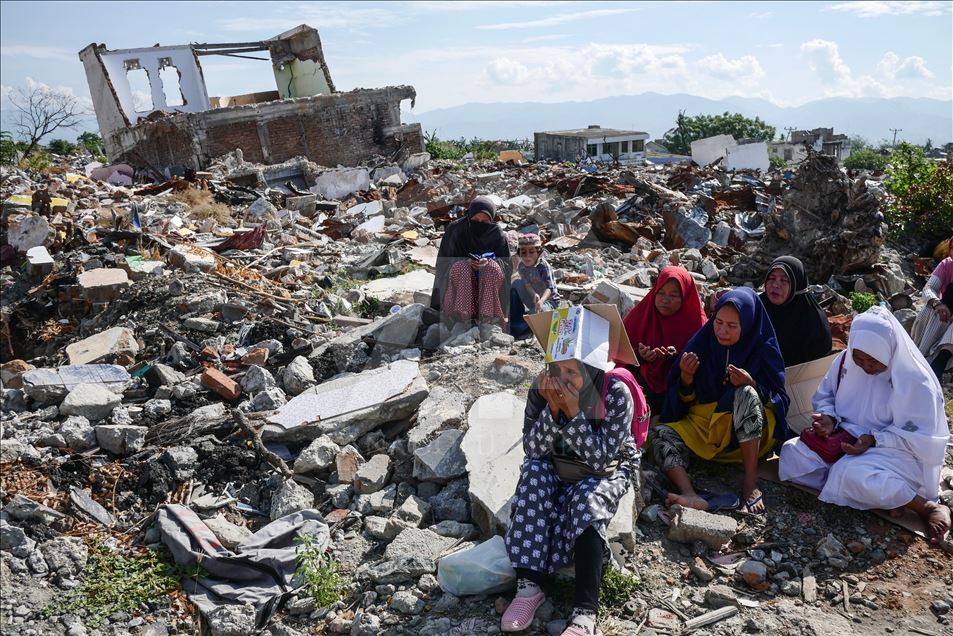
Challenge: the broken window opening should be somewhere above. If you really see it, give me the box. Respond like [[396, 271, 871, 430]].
[[158, 58, 185, 108], [587, 144, 598, 157], [632, 140, 645, 153], [124, 60, 154, 112]]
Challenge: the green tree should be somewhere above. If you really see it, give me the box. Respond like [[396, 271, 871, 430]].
[[47, 138, 77, 155], [662, 111, 776, 155], [0, 131, 17, 166], [77, 131, 104, 155], [923, 138, 933, 153], [848, 135, 869, 152], [768, 155, 787, 170], [943, 142, 953, 155], [884, 142, 953, 240], [843, 149, 889, 171]]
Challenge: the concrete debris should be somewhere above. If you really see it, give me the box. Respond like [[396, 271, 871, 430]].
[[667, 504, 739, 549], [60, 383, 122, 420]]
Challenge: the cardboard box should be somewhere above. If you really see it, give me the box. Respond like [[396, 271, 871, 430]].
[[783, 353, 839, 433], [526, 304, 638, 371]]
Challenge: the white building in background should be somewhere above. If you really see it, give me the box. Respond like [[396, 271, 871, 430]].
[[534, 125, 649, 162]]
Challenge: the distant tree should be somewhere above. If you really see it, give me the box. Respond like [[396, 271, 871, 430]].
[[0, 131, 17, 166], [848, 135, 869, 153], [47, 138, 78, 155], [663, 111, 776, 156], [8, 84, 85, 159], [768, 155, 787, 170], [77, 131, 104, 155], [924, 138, 933, 153], [844, 149, 889, 171], [943, 142, 953, 155]]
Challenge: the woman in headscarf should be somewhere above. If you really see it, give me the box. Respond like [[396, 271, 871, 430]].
[[430, 196, 512, 332], [623, 266, 707, 416], [647, 288, 789, 514], [910, 236, 953, 379], [760, 256, 832, 367], [501, 355, 639, 635], [779, 306, 951, 544]]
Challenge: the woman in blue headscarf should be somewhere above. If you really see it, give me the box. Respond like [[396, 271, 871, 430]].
[[646, 288, 790, 513]]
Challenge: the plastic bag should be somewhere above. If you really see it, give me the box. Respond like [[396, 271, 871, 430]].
[[437, 535, 516, 596]]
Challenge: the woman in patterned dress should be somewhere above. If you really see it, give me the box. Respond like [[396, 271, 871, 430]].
[[501, 358, 639, 636]]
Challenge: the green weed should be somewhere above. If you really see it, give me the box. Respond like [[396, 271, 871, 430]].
[[849, 292, 878, 313], [294, 533, 343, 609]]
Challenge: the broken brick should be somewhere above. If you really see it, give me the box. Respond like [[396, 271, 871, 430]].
[[201, 368, 241, 401], [241, 347, 269, 367]]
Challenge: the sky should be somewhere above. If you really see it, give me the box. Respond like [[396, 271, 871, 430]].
[[1, 0, 951, 138]]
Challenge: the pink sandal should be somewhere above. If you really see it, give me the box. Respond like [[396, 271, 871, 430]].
[[501, 591, 545, 632], [560, 627, 603, 636]]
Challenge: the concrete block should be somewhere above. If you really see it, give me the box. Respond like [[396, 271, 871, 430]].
[[667, 504, 738, 549]]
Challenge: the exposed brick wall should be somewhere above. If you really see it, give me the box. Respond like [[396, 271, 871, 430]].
[[111, 86, 422, 170]]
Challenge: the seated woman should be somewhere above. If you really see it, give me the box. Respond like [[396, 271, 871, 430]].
[[430, 196, 512, 334], [911, 236, 953, 379], [502, 360, 639, 635], [647, 288, 789, 514], [760, 256, 832, 366], [623, 266, 707, 416], [509, 234, 559, 337], [778, 306, 951, 544]]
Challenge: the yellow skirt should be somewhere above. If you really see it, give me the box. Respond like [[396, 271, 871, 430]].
[[666, 401, 777, 464]]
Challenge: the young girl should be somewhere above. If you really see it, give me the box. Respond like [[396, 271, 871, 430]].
[[510, 234, 559, 337], [502, 326, 640, 635]]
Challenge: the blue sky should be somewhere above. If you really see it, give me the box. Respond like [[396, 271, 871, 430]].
[[1, 1, 951, 137]]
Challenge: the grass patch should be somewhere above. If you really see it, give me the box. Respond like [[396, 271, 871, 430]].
[[295, 533, 344, 608], [550, 567, 640, 618], [46, 544, 200, 627], [171, 188, 232, 223]]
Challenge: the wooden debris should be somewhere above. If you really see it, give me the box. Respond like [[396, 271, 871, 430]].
[[802, 566, 817, 603], [684, 606, 738, 632]]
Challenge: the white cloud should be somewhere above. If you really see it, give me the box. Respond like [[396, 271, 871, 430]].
[[0, 45, 75, 62], [477, 8, 636, 30], [800, 39, 888, 98], [877, 52, 934, 80], [824, 1, 949, 17], [485, 58, 532, 85], [696, 53, 765, 81]]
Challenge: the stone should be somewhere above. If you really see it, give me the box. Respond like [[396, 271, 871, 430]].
[[184, 290, 227, 314], [57, 416, 97, 451], [184, 317, 221, 333], [0, 521, 36, 558], [336, 445, 366, 483], [95, 424, 148, 455], [204, 515, 253, 550], [584, 279, 645, 318], [65, 327, 139, 366], [364, 556, 435, 584], [294, 436, 341, 474], [78, 268, 130, 303], [461, 393, 526, 534], [429, 520, 477, 539], [408, 387, 467, 453], [413, 430, 467, 483], [706, 584, 739, 609], [41, 536, 88, 576], [365, 516, 393, 541], [384, 527, 457, 561], [355, 454, 391, 494], [201, 368, 242, 401], [355, 484, 397, 515], [22, 364, 130, 405], [241, 365, 276, 393], [781, 580, 802, 596], [894, 308, 917, 333], [282, 356, 316, 396], [690, 557, 715, 583], [245, 197, 277, 220], [606, 486, 639, 551], [371, 304, 425, 351], [814, 533, 849, 559], [401, 152, 431, 173], [667, 505, 738, 549], [142, 398, 172, 419], [363, 270, 436, 303], [251, 387, 287, 412], [350, 612, 381, 636], [488, 356, 532, 385], [647, 608, 680, 632], [0, 359, 34, 390], [429, 479, 471, 523], [327, 484, 354, 509], [4, 494, 65, 525], [271, 480, 314, 519], [169, 244, 217, 272], [207, 603, 256, 636], [8, 213, 50, 251], [384, 495, 431, 536], [162, 446, 199, 481], [738, 560, 768, 589], [390, 590, 424, 615], [61, 383, 122, 420]]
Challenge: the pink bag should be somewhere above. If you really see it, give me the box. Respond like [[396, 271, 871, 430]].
[[597, 367, 650, 448]]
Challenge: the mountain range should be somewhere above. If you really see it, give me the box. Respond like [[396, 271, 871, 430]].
[[404, 93, 953, 146]]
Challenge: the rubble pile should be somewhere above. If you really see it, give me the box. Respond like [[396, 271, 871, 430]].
[[1, 148, 950, 636]]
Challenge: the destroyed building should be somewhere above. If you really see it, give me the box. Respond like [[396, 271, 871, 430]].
[[769, 128, 851, 165], [534, 125, 649, 163], [79, 25, 423, 175]]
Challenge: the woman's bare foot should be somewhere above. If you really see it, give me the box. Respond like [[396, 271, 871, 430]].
[[743, 488, 766, 514], [922, 502, 951, 544], [666, 492, 709, 510]]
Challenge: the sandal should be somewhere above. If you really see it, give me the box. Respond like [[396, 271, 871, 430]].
[[501, 591, 545, 632], [743, 490, 766, 514], [700, 491, 740, 512], [560, 625, 604, 636]]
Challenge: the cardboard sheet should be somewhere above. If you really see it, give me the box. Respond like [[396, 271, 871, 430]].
[[783, 353, 840, 434]]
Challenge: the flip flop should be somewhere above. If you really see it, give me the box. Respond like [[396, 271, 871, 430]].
[[743, 492, 766, 514], [700, 491, 740, 512]]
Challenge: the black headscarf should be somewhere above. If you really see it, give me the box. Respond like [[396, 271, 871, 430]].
[[430, 196, 512, 311], [759, 256, 832, 366]]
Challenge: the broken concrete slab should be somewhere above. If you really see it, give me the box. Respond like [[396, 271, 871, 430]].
[[65, 327, 139, 366], [8, 214, 50, 252], [606, 486, 639, 552], [25, 246, 54, 276], [293, 435, 340, 474], [384, 527, 458, 562], [169, 244, 217, 273], [60, 383, 122, 420], [413, 430, 466, 484], [264, 360, 429, 445], [312, 168, 370, 200], [583, 280, 647, 321], [270, 479, 315, 520], [407, 387, 467, 453], [78, 268, 130, 304], [95, 424, 148, 455], [354, 454, 391, 495], [371, 303, 425, 351], [21, 365, 132, 405], [461, 392, 526, 535], [667, 504, 738, 549], [363, 269, 435, 303]]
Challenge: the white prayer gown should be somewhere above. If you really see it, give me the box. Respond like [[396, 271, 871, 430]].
[[778, 306, 949, 509]]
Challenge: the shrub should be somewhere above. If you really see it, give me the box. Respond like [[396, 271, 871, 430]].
[[47, 138, 78, 155], [171, 188, 232, 223], [884, 143, 953, 241], [295, 533, 343, 608], [768, 155, 787, 170], [849, 292, 878, 313], [0, 131, 17, 166], [844, 149, 889, 172]]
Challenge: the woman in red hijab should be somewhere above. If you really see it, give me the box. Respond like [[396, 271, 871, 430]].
[[623, 266, 707, 415]]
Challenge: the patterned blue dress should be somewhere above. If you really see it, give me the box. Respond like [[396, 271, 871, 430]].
[[505, 379, 640, 574]]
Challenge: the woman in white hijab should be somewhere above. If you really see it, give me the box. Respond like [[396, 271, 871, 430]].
[[779, 305, 951, 544]]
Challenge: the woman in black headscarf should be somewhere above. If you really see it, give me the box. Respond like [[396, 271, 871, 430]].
[[760, 256, 832, 367], [430, 196, 512, 330]]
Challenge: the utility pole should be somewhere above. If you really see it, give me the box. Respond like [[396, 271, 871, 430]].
[[784, 127, 797, 141], [890, 128, 902, 147]]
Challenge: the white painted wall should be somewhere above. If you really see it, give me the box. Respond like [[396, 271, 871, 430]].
[[725, 142, 769, 172], [690, 134, 736, 166]]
